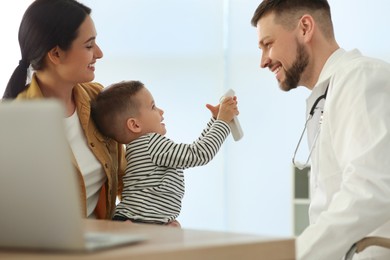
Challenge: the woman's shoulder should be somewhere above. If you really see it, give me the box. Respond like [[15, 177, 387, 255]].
[[78, 82, 104, 95], [74, 82, 104, 100]]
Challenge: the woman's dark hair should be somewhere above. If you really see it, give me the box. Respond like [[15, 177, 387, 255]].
[[3, 0, 91, 99]]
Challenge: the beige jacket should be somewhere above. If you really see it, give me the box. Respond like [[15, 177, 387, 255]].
[[16, 75, 125, 219]]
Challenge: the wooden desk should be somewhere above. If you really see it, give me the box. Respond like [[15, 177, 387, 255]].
[[0, 219, 295, 260]]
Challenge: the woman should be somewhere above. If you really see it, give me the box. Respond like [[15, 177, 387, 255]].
[[3, 0, 125, 219]]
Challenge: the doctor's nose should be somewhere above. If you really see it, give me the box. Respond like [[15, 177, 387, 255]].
[[261, 55, 271, 69]]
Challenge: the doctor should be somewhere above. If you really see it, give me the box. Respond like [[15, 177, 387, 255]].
[[251, 0, 390, 259]]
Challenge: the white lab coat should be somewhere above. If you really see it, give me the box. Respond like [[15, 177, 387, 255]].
[[297, 48, 390, 260]]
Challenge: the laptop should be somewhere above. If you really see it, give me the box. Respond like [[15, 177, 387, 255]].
[[0, 99, 146, 251]]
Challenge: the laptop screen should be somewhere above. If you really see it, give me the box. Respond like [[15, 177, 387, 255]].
[[0, 100, 85, 250]]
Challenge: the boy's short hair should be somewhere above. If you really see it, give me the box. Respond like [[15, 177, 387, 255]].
[[91, 80, 145, 143]]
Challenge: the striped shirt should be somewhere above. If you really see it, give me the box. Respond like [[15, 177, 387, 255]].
[[114, 118, 230, 224]]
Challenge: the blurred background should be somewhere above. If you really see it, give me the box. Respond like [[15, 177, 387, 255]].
[[1, 0, 390, 237]]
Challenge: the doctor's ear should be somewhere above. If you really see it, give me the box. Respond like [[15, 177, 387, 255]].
[[126, 118, 142, 133], [299, 15, 314, 41]]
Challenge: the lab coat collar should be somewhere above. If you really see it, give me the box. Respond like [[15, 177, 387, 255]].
[[307, 48, 362, 112], [314, 48, 363, 90], [316, 48, 347, 86]]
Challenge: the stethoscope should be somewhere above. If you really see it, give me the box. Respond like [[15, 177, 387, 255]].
[[292, 85, 329, 170]]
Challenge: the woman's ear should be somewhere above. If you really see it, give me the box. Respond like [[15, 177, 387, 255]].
[[47, 46, 62, 65], [126, 118, 141, 133]]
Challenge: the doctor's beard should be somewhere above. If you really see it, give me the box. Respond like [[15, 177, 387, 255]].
[[280, 41, 309, 91]]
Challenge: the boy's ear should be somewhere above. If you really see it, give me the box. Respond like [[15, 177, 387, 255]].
[[126, 118, 141, 133]]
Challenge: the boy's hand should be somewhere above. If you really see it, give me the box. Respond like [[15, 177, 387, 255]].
[[206, 96, 239, 123], [205, 103, 220, 119]]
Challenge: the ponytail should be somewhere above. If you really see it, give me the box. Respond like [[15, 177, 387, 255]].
[[2, 60, 30, 99]]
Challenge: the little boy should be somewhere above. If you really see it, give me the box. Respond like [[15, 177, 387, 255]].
[[91, 80, 239, 226]]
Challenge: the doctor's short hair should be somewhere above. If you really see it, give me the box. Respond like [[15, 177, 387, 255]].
[[91, 80, 145, 143], [250, 0, 334, 39]]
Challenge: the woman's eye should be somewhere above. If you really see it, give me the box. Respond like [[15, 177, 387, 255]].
[[86, 41, 95, 49]]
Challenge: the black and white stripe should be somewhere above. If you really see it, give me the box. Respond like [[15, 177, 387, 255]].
[[115, 118, 230, 224]]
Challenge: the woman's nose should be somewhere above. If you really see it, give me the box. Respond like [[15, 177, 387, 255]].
[[95, 43, 103, 59]]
